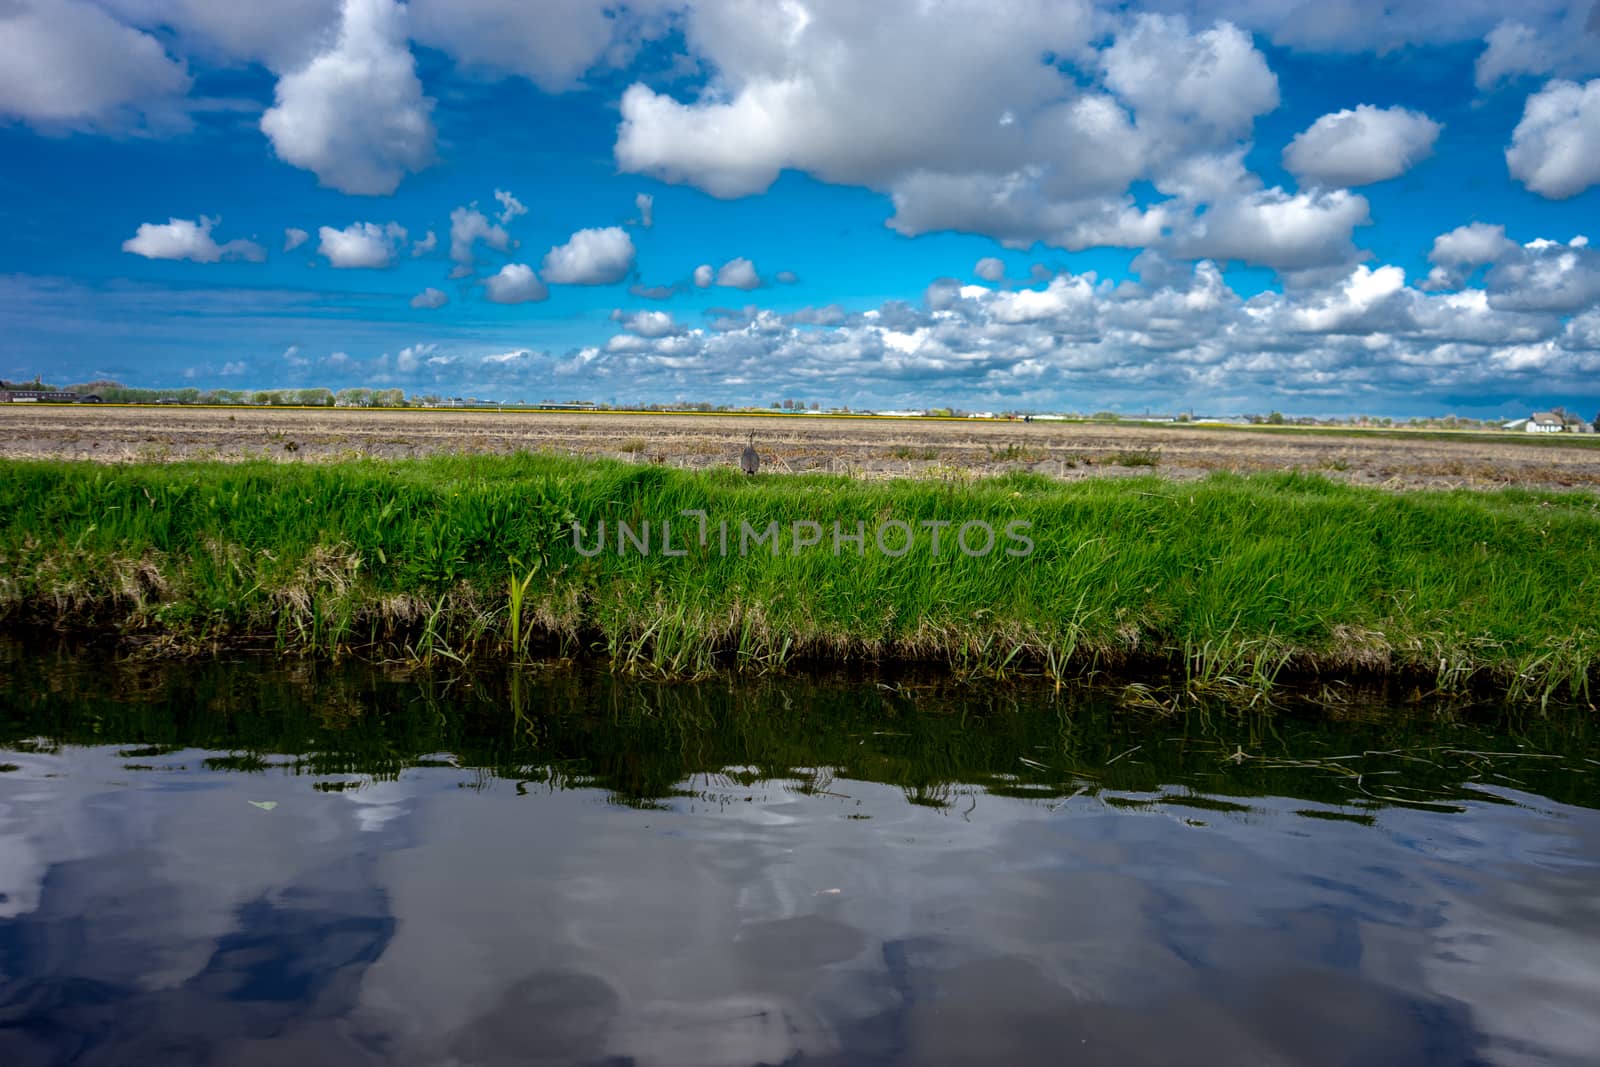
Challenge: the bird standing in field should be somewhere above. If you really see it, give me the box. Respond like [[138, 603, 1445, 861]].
[[740, 432, 760, 475]]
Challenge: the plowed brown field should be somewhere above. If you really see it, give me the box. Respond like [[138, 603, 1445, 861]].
[[5, 405, 1600, 491]]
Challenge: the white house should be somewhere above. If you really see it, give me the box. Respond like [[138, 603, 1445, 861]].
[[1526, 412, 1566, 433]]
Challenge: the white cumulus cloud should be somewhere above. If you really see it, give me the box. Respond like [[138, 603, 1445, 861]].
[[317, 221, 407, 268], [483, 263, 548, 304], [259, 0, 435, 195], [693, 264, 714, 288], [0, 0, 191, 130], [1100, 14, 1279, 146], [283, 227, 310, 252], [1170, 184, 1371, 271], [1421, 222, 1520, 290], [410, 287, 448, 309], [988, 273, 1101, 324], [1507, 78, 1600, 199], [612, 309, 682, 338], [1287, 264, 1409, 333], [715, 257, 761, 290], [1432, 222, 1519, 267], [1284, 105, 1442, 187], [635, 192, 654, 228], [540, 226, 636, 285], [612, 8, 1320, 269], [615, 2, 1101, 199], [1485, 237, 1600, 312], [122, 216, 266, 263], [975, 257, 1006, 282]]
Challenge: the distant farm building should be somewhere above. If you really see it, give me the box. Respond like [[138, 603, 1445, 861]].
[[1507, 410, 1594, 433]]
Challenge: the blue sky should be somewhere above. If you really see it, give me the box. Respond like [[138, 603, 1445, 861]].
[[3, 1, 1599, 416]]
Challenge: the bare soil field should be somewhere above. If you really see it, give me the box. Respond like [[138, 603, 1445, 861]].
[[5, 405, 1600, 491]]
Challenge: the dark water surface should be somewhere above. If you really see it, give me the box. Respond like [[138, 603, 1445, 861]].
[[3, 642, 1600, 1065]]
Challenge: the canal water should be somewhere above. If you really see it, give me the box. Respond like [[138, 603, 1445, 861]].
[[2, 641, 1599, 1065]]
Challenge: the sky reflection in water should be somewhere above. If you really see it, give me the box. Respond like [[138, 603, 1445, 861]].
[[2, 647, 1599, 1066]]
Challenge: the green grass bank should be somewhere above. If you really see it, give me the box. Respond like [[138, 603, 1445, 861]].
[[1, 454, 1597, 701]]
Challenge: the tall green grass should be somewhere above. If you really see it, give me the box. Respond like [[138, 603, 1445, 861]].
[[1, 454, 1597, 699]]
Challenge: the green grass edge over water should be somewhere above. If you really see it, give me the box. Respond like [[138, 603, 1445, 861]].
[[1, 454, 1597, 701]]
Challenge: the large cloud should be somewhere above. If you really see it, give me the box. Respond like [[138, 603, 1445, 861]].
[[1284, 105, 1442, 187], [259, 0, 436, 195], [617, 0, 1101, 198], [1099, 14, 1278, 145], [122, 217, 266, 263], [615, 6, 1277, 211], [1506, 78, 1600, 199], [0, 0, 191, 129], [540, 227, 636, 285], [613, 8, 1377, 271]]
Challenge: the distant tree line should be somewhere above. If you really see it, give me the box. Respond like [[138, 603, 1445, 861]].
[[53, 381, 411, 407], [11, 377, 1595, 429]]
